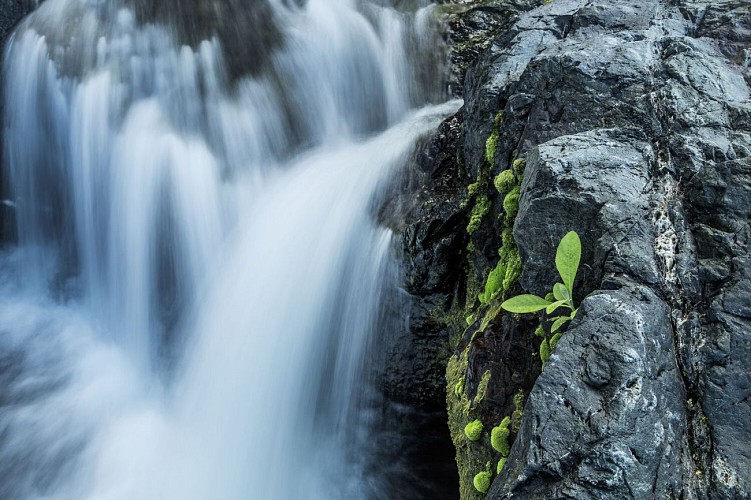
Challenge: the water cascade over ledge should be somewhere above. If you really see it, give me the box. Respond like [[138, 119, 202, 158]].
[[0, 0, 459, 498]]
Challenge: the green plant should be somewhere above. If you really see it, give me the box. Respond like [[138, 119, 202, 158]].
[[490, 416, 511, 455], [473, 469, 493, 494], [493, 169, 515, 193], [464, 420, 484, 441], [500, 231, 582, 364], [500, 231, 580, 325]]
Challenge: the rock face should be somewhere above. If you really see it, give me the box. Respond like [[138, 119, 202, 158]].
[[395, 0, 751, 498], [0, 1, 38, 43]]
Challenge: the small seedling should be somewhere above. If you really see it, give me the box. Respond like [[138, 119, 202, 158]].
[[500, 231, 582, 363]]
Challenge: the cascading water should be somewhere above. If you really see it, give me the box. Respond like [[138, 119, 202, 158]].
[[0, 0, 458, 498]]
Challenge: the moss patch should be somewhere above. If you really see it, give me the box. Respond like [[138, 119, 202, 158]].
[[478, 260, 505, 305], [473, 158, 525, 329], [485, 112, 503, 165], [502, 186, 521, 223], [467, 193, 491, 234], [473, 471, 492, 494], [511, 389, 525, 433], [540, 338, 551, 366], [465, 420, 484, 441], [490, 417, 511, 455], [447, 348, 496, 500], [494, 169, 515, 194], [496, 457, 507, 474]]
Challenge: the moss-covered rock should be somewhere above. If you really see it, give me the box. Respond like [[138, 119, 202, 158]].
[[496, 457, 507, 474], [464, 420, 484, 441], [540, 338, 551, 366], [493, 169, 515, 194], [502, 186, 521, 223], [467, 193, 489, 235], [478, 260, 505, 305], [473, 470, 492, 494], [511, 390, 525, 434], [490, 417, 511, 455], [447, 348, 496, 500]]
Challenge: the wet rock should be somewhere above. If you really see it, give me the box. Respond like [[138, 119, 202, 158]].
[[515, 131, 656, 299], [440, 0, 545, 97], [396, 0, 751, 498], [0, 0, 38, 44], [489, 285, 693, 499], [384, 112, 468, 410]]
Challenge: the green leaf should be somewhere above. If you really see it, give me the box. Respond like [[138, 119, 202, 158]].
[[553, 282, 570, 302], [546, 300, 568, 315], [555, 231, 581, 296], [534, 325, 545, 337], [501, 294, 551, 313], [550, 316, 571, 333], [540, 338, 551, 365], [549, 332, 563, 352], [571, 308, 578, 319]]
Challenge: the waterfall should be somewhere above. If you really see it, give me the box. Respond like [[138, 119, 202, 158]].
[[0, 0, 458, 498]]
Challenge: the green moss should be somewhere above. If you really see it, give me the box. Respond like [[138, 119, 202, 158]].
[[496, 457, 507, 474], [447, 348, 495, 500], [467, 193, 490, 234], [485, 112, 504, 165], [491, 416, 511, 455], [550, 332, 562, 352], [473, 471, 492, 494], [501, 227, 514, 247], [475, 370, 492, 406], [534, 325, 545, 337], [465, 420, 484, 441], [502, 186, 521, 223], [502, 249, 522, 291], [455, 376, 465, 397], [493, 169, 515, 194], [485, 131, 499, 165], [479, 260, 505, 305], [511, 389, 524, 433], [512, 158, 526, 177], [479, 300, 504, 332], [540, 338, 551, 366]]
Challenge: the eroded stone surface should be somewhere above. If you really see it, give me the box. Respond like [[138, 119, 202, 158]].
[[397, 0, 751, 498]]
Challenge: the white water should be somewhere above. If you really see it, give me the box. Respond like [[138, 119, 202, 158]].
[[0, 0, 457, 498]]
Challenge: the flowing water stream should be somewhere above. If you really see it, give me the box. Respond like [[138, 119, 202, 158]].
[[0, 0, 457, 498]]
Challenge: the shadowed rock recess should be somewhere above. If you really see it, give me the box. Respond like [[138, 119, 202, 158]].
[[393, 0, 751, 498]]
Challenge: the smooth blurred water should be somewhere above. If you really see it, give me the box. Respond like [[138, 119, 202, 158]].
[[0, 0, 456, 498]]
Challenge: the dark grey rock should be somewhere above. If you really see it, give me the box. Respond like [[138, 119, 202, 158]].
[[0, 1, 38, 45], [489, 285, 693, 499], [396, 0, 751, 498], [384, 113, 468, 409], [515, 131, 656, 300]]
